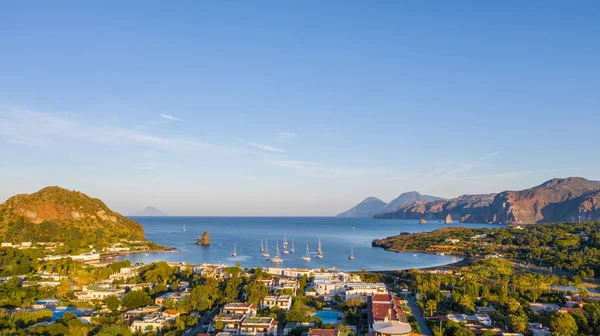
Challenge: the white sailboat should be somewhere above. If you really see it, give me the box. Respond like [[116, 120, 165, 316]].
[[315, 239, 323, 259], [183, 224, 186, 232], [282, 233, 288, 248], [231, 243, 237, 257], [262, 239, 270, 258], [271, 240, 283, 263], [260, 239, 264, 252], [348, 247, 354, 260], [302, 244, 311, 261], [290, 239, 295, 253]]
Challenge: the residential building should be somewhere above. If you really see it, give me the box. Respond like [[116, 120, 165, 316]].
[[260, 295, 292, 311], [154, 291, 189, 306], [213, 313, 245, 334], [240, 317, 278, 336], [76, 284, 125, 301], [71, 251, 101, 261], [130, 314, 172, 333], [223, 302, 258, 317], [367, 294, 410, 334]]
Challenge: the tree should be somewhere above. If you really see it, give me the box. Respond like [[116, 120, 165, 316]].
[[56, 279, 72, 299], [452, 329, 475, 336], [481, 331, 496, 336], [95, 325, 133, 336], [225, 274, 242, 301], [570, 311, 589, 334], [106, 295, 120, 312], [68, 324, 91, 336], [215, 313, 224, 331], [246, 281, 269, 304], [507, 314, 528, 333], [121, 290, 152, 310], [286, 301, 314, 323], [426, 300, 437, 317], [143, 262, 175, 284], [550, 312, 578, 336]]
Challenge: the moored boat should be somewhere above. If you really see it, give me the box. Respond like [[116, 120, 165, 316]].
[[315, 238, 323, 259], [302, 244, 311, 261], [271, 241, 283, 263]]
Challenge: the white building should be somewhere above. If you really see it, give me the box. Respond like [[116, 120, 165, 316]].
[[313, 279, 387, 301], [71, 251, 101, 261], [240, 317, 278, 336], [130, 315, 171, 333], [260, 295, 293, 311], [76, 284, 125, 301]]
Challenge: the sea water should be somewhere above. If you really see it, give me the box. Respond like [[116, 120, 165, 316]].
[[119, 217, 497, 271]]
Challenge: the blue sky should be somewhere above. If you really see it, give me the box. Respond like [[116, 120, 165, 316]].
[[1, 1, 599, 215]]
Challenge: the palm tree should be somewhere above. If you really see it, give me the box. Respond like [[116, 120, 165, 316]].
[[426, 300, 437, 317]]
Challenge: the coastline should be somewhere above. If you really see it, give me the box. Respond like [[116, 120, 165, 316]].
[[102, 245, 179, 260]]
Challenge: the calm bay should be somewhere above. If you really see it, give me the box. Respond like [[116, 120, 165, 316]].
[[120, 217, 498, 271]]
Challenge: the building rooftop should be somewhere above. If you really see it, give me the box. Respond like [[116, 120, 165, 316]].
[[372, 321, 411, 334], [243, 317, 275, 324], [368, 294, 407, 324]]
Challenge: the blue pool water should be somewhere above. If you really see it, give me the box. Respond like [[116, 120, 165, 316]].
[[51, 307, 90, 320], [314, 310, 341, 324]]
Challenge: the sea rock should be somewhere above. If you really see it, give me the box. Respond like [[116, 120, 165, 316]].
[[196, 231, 210, 246], [445, 214, 453, 224], [419, 218, 426, 224]]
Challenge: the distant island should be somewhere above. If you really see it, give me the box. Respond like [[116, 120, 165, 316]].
[[130, 206, 168, 217], [337, 191, 443, 218]]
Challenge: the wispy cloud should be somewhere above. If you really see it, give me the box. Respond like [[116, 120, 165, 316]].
[[159, 114, 181, 121], [266, 159, 388, 179], [132, 166, 156, 171], [277, 131, 297, 142], [0, 106, 240, 156], [266, 160, 316, 170], [247, 142, 286, 153]]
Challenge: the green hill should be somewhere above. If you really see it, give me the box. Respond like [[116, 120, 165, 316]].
[[0, 186, 145, 246]]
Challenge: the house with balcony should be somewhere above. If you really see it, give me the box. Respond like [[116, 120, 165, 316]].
[[240, 317, 278, 336]]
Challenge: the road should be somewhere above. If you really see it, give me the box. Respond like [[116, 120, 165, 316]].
[[406, 295, 432, 336], [185, 305, 220, 336]]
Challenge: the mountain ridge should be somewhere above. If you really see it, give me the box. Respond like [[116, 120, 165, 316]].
[[336, 197, 387, 218], [337, 191, 444, 218], [376, 177, 600, 224]]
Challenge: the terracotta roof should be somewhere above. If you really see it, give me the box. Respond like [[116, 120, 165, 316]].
[[368, 294, 407, 324]]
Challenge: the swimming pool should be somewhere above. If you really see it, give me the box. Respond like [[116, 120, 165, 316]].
[[51, 307, 92, 320], [313, 310, 341, 324]]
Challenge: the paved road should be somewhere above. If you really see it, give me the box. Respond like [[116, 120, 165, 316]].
[[185, 306, 220, 336], [406, 295, 432, 336]]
